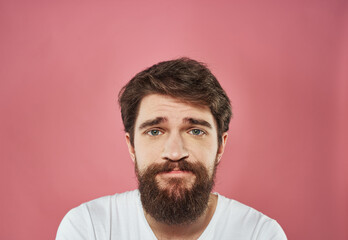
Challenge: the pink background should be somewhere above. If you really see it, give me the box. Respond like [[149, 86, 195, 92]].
[[1, 0, 347, 239]]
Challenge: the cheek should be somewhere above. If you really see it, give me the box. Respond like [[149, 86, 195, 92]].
[[134, 139, 163, 167], [188, 136, 218, 156], [189, 145, 218, 168]]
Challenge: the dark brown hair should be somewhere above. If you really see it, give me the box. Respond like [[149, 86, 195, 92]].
[[118, 57, 232, 146]]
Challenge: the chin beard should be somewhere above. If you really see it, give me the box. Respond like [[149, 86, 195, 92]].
[[136, 160, 217, 225]]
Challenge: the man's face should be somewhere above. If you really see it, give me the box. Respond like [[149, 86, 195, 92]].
[[126, 94, 227, 224]]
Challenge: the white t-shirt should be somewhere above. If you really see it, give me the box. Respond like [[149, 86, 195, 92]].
[[56, 190, 287, 240]]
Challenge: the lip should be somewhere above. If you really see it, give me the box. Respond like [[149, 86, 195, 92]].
[[158, 170, 192, 176]]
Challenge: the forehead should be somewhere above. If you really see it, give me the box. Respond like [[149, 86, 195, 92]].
[[135, 94, 216, 127]]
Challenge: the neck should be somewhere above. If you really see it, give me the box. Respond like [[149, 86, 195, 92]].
[[144, 193, 218, 240]]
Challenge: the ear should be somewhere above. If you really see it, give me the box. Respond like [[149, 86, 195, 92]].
[[125, 133, 136, 162], [216, 132, 228, 164]]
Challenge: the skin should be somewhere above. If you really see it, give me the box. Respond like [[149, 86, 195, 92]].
[[126, 94, 228, 240]]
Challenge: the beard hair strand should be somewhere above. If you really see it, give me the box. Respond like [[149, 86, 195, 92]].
[[136, 160, 217, 225]]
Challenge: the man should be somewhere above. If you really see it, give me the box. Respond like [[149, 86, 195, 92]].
[[56, 58, 287, 239]]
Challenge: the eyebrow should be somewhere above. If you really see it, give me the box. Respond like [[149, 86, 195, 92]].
[[183, 117, 212, 129], [138, 117, 212, 130], [138, 117, 167, 130]]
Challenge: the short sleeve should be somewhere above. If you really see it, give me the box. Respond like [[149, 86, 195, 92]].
[[256, 219, 287, 240], [56, 204, 95, 240]]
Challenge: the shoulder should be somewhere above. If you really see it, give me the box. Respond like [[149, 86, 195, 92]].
[[56, 202, 95, 240], [216, 194, 268, 222], [56, 190, 140, 240], [213, 194, 287, 239], [84, 190, 139, 215]]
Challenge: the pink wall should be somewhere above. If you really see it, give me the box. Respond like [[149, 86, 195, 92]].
[[1, 1, 347, 239]]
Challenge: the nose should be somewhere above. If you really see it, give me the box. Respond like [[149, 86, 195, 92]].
[[161, 132, 189, 161]]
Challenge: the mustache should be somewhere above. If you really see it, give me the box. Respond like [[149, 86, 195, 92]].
[[144, 161, 200, 176]]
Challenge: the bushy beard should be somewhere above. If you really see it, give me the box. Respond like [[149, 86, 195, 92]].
[[136, 160, 217, 225]]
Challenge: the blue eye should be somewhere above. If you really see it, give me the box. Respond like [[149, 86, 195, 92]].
[[189, 129, 205, 136], [147, 129, 162, 136]]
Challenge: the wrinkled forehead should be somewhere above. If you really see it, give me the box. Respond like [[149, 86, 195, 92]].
[[135, 94, 217, 128]]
